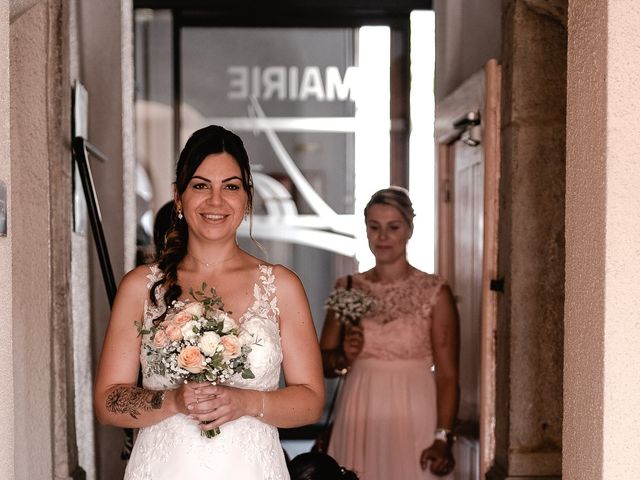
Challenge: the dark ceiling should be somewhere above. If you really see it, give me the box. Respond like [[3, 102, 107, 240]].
[[133, 0, 432, 27]]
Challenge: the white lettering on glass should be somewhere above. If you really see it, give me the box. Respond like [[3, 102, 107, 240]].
[[227, 66, 357, 101], [289, 67, 299, 100], [325, 66, 358, 101], [251, 66, 261, 99], [227, 66, 248, 99], [262, 66, 287, 100], [298, 67, 325, 101]]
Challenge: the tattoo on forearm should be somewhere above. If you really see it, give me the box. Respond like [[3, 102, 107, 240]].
[[106, 387, 165, 419]]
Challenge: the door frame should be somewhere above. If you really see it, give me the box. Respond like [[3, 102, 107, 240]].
[[434, 60, 501, 477]]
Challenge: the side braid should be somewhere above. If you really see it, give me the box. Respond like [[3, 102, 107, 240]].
[[150, 217, 188, 310]]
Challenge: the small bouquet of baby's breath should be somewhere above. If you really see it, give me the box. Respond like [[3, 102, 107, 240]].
[[324, 286, 375, 326]]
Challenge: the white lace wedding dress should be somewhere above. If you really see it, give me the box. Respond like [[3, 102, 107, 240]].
[[124, 264, 290, 480]]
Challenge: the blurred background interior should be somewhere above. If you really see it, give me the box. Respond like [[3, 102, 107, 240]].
[[6, 1, 636, 479]]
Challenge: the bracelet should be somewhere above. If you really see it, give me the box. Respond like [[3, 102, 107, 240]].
[[330, 349, 350, 372], [256, 392, 265, 418], [322, 349, 350, 377]]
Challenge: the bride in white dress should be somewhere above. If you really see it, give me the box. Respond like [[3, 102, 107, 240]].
[[93, 125, 324, 479]]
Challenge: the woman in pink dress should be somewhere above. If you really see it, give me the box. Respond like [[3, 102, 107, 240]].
[[320, 187, 460, 479]]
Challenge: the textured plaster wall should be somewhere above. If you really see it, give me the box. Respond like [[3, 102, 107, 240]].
[[492, 0, 567, 477], [566, 0, 640, 477], [10, 1, 79, 478], [434, 0, 502, 101], [0, 1, 14, 479], [10, 3, 54, 478]]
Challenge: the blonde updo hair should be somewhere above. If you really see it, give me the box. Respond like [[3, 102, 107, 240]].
[[364, 186, 415, 230]]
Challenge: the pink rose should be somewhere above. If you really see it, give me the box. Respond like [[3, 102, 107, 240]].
[[173, 302, 204, 326], [221, 335, 241, 359], [153, 329, 169, 348], [172, 310, 193, 327], [178, 346, 204, 373], [165, 323, 183, 342]]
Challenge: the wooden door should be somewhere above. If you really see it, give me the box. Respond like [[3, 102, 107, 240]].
[[435, 59, 501, 480], [453, 140, 484, 423]]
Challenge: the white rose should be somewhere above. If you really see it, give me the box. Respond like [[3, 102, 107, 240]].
[[183, 302, 204, 318], [199, 331, 221, 356], [221, 313, 238, 333], [180, 320, 199, 342], [238, 329, 254, 346]]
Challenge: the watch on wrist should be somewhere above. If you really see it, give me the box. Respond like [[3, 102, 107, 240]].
[[434, 428, 455, 445]]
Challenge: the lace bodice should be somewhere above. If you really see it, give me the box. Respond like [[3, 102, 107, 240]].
[[140, 264, 283, 392], [348, 269, 445, 363], [125, 264, 289, 480]]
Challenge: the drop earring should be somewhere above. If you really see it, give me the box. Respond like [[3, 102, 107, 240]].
[[177, 207, 183, 220]]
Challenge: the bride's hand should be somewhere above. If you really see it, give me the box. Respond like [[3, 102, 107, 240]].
[[169, 381, 203, 415], [186, 384, 261, 431]]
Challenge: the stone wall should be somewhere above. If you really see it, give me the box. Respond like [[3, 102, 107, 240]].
[[489, 0, 567, 478]]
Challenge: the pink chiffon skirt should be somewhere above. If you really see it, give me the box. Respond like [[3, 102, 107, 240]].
[[328, 358, 453, 480]]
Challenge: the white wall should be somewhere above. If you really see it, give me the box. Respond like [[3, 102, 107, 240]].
[[434, 0, 502, 101]]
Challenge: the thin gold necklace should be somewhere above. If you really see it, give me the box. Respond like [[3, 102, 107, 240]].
[[187, 250, 238, 268]]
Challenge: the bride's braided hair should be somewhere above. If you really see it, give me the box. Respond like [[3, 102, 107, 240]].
[[150, 125, 254, 308]]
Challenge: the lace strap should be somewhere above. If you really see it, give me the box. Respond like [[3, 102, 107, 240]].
[[255, 264, 279, 323], [146, 263, 164, 289], [144, 264, 166, 325]]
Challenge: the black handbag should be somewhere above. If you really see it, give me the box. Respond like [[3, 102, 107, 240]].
[[312, 275, 352, 453], [312, 372, 344, 453]]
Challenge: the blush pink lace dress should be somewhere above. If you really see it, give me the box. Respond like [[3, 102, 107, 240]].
[[327, 268, 453, 480]]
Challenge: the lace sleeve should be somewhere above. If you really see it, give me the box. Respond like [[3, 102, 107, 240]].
[[423, 274, 447, 317]]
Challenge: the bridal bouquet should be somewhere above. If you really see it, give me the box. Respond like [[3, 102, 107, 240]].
[[138, 283, 256, 437], [324, 284, 375, 326]]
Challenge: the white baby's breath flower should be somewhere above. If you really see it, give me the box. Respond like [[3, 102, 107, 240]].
[[324, 286, 375, 326]]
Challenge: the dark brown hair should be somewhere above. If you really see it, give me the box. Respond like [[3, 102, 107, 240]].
[[150, 125, 254, 308], [289, 452, 359, 480]]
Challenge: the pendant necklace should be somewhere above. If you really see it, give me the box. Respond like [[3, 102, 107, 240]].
[[187, 250, 238, 268]]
